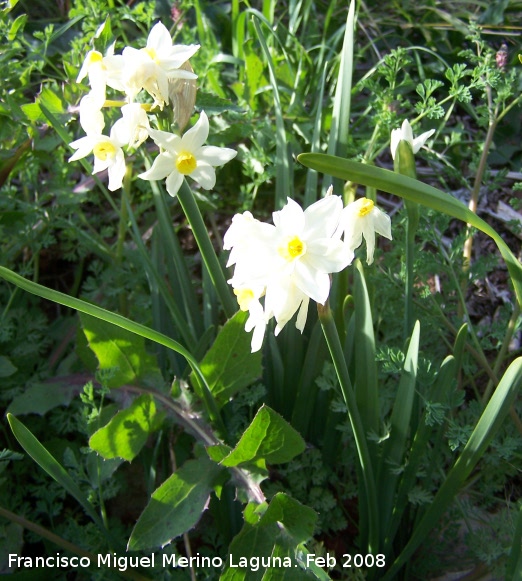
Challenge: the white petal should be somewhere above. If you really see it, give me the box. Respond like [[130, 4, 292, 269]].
[[107, 150, 126, 191], [303, 195, 343, 239], [295, 296, 310, 332], [411, 128, 435, 154], [181, 111, 209, 152], [198, 145, 237, 167], [148, 129, 182, 153], [370, 208, 392, 240], [147, 22, 172, 52], [293, 261, 330, 304], [165, 171, 184, 197], [138, 152, 175, 181], [190, 163, 216, 190], [401, 119, 414, 143], [273, 197, 305, 235], [305, 238, 351, 273], [390, 127, 401, 160]]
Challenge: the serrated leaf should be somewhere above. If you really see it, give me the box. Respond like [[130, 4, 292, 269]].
[[191, 310, 262, 407], [80, 312, 162, 388], [220, 495, 318, 581], [89, 394, 163, 461], [7, 382, 76, 415], [128, 456, 223, 551], [221, 405, 305, 467]]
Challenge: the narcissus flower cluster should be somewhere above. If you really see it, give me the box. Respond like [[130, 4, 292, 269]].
[[224, 191, 392, 352], [69, 22, 236, 192]]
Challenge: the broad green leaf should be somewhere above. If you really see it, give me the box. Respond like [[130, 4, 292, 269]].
[[6, 414, 105, 531], [89, 394, 163, 461], [220, 495, 318, 581], [80, 312, 162, 389], [383, 357, 522, 580], [0, 356, 17, 378], [7, 382, 76, 415], [261, 493, 316, 544], [191, 310, 262, 407], [221, 405, 305, 467], [297, 153, 522, 308], [128, 456, 223, 551], [21, 86, 65, 124]]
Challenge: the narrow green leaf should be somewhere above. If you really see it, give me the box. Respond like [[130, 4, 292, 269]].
[[326, 0, 355, 197], [383, 357, 522, 580], [353, 260, 379, 434], [221, 405, 306, 467], [80, 312, 162, 389], [89, 394, 163, 462], [378, 321, 420, 540], [506, 501, 522, 581], [7, 414, 104, 530], [252, 16, 292, 209], [385, 354, 457, 552], [190, 310, 262, 407], [297, 154, 522, 308], [128, 456, 222, 551]]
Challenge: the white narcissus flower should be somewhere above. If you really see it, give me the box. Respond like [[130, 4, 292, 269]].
[[224, 195, 352, 351], [121, 22, 199, 107], [111, 103, 151, 149], [76, 45, 125, 100], [390, 119, 435, 160], [232, 284, 268, 353], [69, 98, 126, 191], [339, 197, 392, 265], [138, 111, 237, 197]]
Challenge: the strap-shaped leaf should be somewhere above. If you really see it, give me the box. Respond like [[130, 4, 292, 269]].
[[297, 153, 522, 308], [7, 414, 105, 532]]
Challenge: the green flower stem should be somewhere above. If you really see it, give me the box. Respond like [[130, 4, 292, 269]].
[[394, 140, 419, 338], [317, 300, 379, 554], [176, 180, 236, 319]]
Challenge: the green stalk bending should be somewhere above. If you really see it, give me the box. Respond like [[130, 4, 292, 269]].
[[317, 300, 379, 555], [176, 180, 236, 319]]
